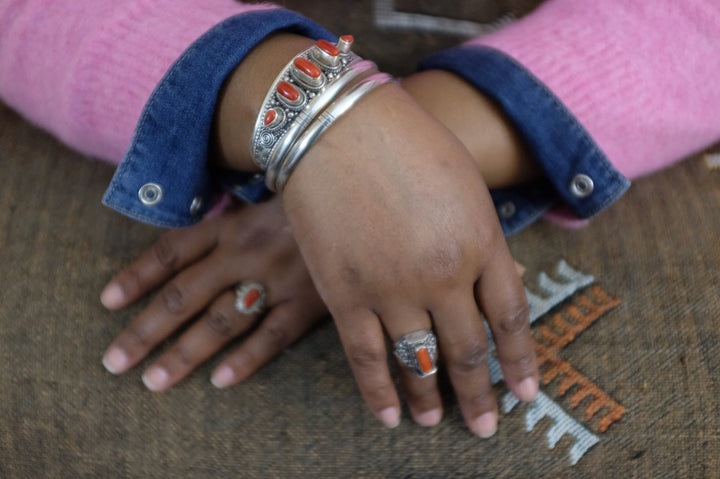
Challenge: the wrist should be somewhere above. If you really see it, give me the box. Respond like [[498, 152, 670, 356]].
[[212, 33, 316, 172], [402, 69, 540, 188]]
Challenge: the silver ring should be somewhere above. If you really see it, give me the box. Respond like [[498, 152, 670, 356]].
[[393, 330, 438, 378], [234, 283, 267, 315]]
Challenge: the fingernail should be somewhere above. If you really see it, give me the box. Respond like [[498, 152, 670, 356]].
[[142, 366, 169, 391], [102, 347, 128, 374], [471, 412, 497, 438], [378, 407, 401, 428], [211, 366, 235, 388], [516, 377, 539, 401], [415, 408, 442, 427], [100, 283, 124, 309]]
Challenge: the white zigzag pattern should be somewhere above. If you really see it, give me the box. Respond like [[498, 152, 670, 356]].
[[488, 260, 600, 465], [373, 0, 514, 37]]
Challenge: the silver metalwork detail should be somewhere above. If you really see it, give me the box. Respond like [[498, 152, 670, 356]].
[[234, 282, 267, 315], [268, 72, 393, 192], [250, 44, 366, 171], [569, 174, 594, 198], [189, 196, 203, 215], [138, 183, 163, 206], [393, 329, 438, 378]]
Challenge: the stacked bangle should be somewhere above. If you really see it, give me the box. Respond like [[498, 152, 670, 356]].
[[249, 36, 394, 192], [268, 72, 393, 192]]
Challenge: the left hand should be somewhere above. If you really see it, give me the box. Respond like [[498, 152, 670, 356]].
[[100, 196, 327, 391]]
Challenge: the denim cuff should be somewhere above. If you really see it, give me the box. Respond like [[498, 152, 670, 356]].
[[419, 46, 630, 235], [103, 9, 333, 228]]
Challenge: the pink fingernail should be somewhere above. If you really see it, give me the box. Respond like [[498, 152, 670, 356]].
[[378, 407, 401, 428], [211, 366, 235, 388], [471, 412, 497, 438], [415, 408, 442, 427], [142, 366, 169, 391], [516, 377, 539, 401], [100, 283, 124, 309], [102, 347, 128, 374]]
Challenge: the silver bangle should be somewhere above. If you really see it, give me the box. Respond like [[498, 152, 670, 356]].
[[250, 37, 368, 171], [268, 72, 394, 192], [263, 60, 376, 174]]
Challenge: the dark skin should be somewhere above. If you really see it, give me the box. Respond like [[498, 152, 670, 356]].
[[102, 34, 540, 435]]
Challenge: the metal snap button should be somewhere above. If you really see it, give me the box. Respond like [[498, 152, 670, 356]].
[[569, 174, 594, 198], [498, 201, 516, 219], [138, 183, 163, 206], [189, 196, 203, 215]]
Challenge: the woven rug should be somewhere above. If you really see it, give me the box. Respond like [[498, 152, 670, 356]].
[[1, 1, 718, 477]]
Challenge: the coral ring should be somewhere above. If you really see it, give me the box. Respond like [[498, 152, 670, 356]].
[[234, 282, 267, 315], [393, 330, 439, 378]]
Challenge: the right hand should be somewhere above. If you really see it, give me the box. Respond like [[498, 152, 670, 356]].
[[279, 83, 538, 435], [212, 34, 539, 434]]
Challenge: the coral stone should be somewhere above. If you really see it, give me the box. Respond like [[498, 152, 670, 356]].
[[317, 39, 340, 56], [276, 81, 299, 101], [340, 35, 354, 44], [264, 109, 277, 126], [417, 348, 433, 374], [243, 288, 261, 309], [294, 57, 322, 78]]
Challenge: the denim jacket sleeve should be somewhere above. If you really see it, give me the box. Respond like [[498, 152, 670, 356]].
[[104, 11, 629, 236], [419, 46, 630, 236], [102, 9, 334, 228]]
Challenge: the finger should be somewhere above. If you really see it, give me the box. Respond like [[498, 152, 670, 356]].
[[397, 366, 443, 427], [382, 308, 443, 427], [140, 290, 259, 391], [477, 251, 538, 402], [334, 310, 402, 428], [432, 292, 498, 438], [102, 251, 247, 374], [101, 222, 219, 309], [210, 299, 325, 388]]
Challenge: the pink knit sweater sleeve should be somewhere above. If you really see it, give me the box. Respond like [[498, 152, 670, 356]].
[[0, 0, 276, 165], [468, 0, 720, 180]]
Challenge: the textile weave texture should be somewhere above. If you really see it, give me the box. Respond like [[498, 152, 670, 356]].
[[1, 1, 718, 477]]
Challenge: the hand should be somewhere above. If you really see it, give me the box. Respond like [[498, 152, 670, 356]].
[[100, 196, 327, 390], [279, 83, 539, 435], [211, 34, 538, 434]]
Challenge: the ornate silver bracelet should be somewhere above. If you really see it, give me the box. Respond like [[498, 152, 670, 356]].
[[250, 36, 370, 171], [267, 72, 395, 192]]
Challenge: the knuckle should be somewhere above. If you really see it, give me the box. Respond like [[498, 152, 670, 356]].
[[117, 267, 142, 297], [152, 235, 178, 270], [405, 385, 436, 404], [126, 325, 150, 348], [237, 223, 273, 249], [498, 301, 530, 336], [259, 321, 289, 349], [347, 343, 386, 369], [169, 345, 193, 367], [508, 351, 537, 375], [447, 340, 490, 374], [340, 262, 364, 288], [422, 241, 465, 286], [204, 310, 235, 337], [364, 383, 397, 403], [160, 283, 185, 314], [466, 388, 496, 411]]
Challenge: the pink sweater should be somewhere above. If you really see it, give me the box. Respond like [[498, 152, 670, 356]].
[[1, 0, 719, 180]]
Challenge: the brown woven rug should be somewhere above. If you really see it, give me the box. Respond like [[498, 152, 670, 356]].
[[1, 1, 718, 477]]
